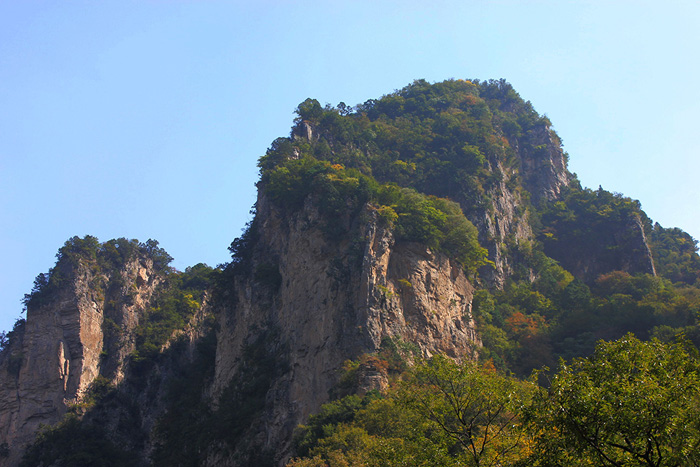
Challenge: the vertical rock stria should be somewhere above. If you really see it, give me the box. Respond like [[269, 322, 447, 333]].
[[209, 195, 480, 464], [0, 254, 162, 466]]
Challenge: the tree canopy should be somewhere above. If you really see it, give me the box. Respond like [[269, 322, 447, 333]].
[[288, 336, 700, 466]]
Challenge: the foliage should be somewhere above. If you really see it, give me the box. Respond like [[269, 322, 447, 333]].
[[651, 223, 700, 286], [19, 414, 140, 467], [131, 263, 216, 366], [256, 78, 559, 274], [0, 318, 26, 377], [293, 394, 375, 458], [377, 185, 490, 272], [264, 80, 700, 379], [261, 153, 488, 271], [0, 318, 25, 355], [538, 186, 652, 282], [291, 336, 700, 466], [289, 356, 534, 467], [22, 236, 173, 311], [227, 212, 259, 276], [527, 335, 700, 466], [399, 355, 534, 466], [260, 82, 700, 379], [474, 265, 700, 376], [470, 193, 700, 376]]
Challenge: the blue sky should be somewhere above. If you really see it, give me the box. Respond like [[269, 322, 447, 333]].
[[1, 1, 699, 333]]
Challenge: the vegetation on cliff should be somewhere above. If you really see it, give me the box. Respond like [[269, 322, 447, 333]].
[[260, 79, 547, 209], [5, 78, 700, 466], [255, 78, 700, 377], [261, 79, 700, 464]]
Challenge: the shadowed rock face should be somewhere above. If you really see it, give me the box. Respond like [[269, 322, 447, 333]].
[[0, 255, 162, 467], [209, 194, 480, 465], [558, 212, 656, 283]]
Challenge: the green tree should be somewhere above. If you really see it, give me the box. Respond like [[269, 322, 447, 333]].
[[399, 355, 533, 466], [295, 98, 324, 124], [528, 335, 700, 466]]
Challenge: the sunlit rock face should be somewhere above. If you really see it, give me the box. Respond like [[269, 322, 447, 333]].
[[0, 253, 162, 467], [209, 194, 480, 465]]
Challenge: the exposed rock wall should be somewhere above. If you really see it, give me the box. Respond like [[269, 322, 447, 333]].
[[469, 158, 533, 288], [458, 122, 570, 288], [211, 194, 480, 465], [0, 255, 162, 466], [518, 123, 570, 204]]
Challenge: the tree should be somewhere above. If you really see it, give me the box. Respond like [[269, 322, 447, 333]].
[[295, 98, 323, 124], [399, 355, 533, 466], [528, 334, 700, 466]]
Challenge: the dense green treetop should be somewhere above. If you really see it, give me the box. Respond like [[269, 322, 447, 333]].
[[22, 236, 173, 311], [260, 79, 554, 211], [651, 223, 700, 286], [528, 335, 700, 466], [288, 336, 700, 466]]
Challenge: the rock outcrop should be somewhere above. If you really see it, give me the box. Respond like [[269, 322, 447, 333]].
[[517, 123, 570, 204], [210, 194, 480, 464], [555, 212, 657, 283], [455, 122, 570, 288], [0, 250, 162, 466]]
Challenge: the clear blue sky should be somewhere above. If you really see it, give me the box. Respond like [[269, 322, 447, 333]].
[[2, 1, 699, 333]]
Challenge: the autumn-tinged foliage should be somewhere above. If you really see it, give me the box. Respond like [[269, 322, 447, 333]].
[[289, 356, 534, 467], [289, 337, 700, 466]]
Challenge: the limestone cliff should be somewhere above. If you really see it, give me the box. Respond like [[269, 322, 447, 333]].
[[517, 122, 570, 204], [0, 241, 164, 466], [208, 194, 480, 464], [470, 122, 570, 287]]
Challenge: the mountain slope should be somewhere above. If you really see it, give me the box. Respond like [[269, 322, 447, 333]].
[[1, 79, 698, 466]]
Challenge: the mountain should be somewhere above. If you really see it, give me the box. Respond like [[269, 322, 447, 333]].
[[1, 79, 699, 466]]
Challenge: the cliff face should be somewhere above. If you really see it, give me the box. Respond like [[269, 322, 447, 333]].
[[209, 194, 479, 464], [0, 250, 162, 466], [518, 123, 570, 204], [561, 213, 656, 282], [475, 122, 570, 287], [539, 188, 657, 284]]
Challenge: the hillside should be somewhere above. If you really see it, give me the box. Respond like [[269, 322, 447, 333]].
[[1, 79, 700, 466]]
